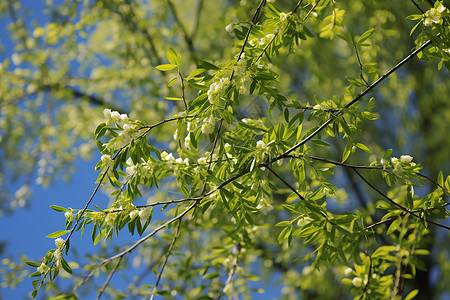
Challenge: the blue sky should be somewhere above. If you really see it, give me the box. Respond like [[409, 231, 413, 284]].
[[0, 2, 282, 299]]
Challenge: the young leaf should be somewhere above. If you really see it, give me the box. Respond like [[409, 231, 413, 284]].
[[386, 217, 402, 235], [45, 230, 70, 239], [155, 64, 177, 71], [357, 28, 375, 45], [166, 48, 178, 65]]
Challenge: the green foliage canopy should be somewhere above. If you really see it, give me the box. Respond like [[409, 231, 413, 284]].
[[1, 0, 449, 299]]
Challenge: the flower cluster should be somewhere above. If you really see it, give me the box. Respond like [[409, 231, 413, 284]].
[[37, 263, 50, 275], [104, 109, 128, 124], [249, 33, 275, 47], [424, 4, 446, 26], [343, 267, 369, 288], [160, 151, 190, 168], [201, 115, 216, 135], [101, 154, 114, 169], [279, 12, 289, 23], [381, 154, 414, 174], [207, 77, 229, 104]]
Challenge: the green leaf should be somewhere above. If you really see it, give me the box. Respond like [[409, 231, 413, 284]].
[[404, 289, 419, 300], [278, 225, 292, 244], [50, 205, 68, 212], [342, 142, 352, 162], [357, 28, 375, 45], [438, 171, 444, 186], [166, 48, 178, 65], [60, 257, 72, 274], [168, 77, 178, 87], [383, 148, 393, 159], [187, 68, 206, 79], [164, 97, 184, 101], [46, 230, 70, 238], [155, 64, 177, 71], [355, 143, 371, 153], [25, 261, 41, 267], [275, 220, 292, 227], [198, 59, 220, 70], [311, 139, 331, 147], [386, 217, 402, 235]]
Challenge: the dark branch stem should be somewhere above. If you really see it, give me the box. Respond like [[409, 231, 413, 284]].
[[150, 219, 182, 300], [96, 256, 122, 300], [353, 169, 450, 230], [265, 165, 305, 200], [275, 39, 433, 160]]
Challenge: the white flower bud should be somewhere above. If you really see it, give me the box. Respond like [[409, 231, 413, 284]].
[[55, 238, 64, 248], [400, 155, 413, 163], [352, 277, 363, 287], [103, 109, 112, 119]]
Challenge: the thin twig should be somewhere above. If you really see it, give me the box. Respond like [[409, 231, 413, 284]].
[[274, 39, 433, 161], [353, 169, 450, 230], [265, 165, 305, 200], [353, 42, 369, 87], [365, 217, 394, 230], [149, 219, 182, 300], [76, 200, 198, 290], [410, 0, 425, 14], [96, 256, 123, 300]]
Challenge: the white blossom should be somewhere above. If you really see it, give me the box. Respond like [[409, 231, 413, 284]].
[[111, 111, 121, 122], [352, 277, 363, 287], [37, 263, 49, 274], [198, 157, 208, 165], [224, 143, 231, 153], [280, 12, 288, 22], [103, 108, 112, 119], [184, 135, 191, 149], [53, 249, 62, 263], [297, 216, 312, 226], [126, 165, 136, 175], [139, 208, 152, 223], [65, 211, 74, 222], [55, 238, 64, 248], [161, 151, 174, 162], [201, 116, 216, 135], [129, 209, 138, 220], [424, 5, 446, 26], [101, 154, 113, 168], [225, 24, 233, 33], [256, 140, 266, 150], [344, 268, 353, 276], [173, 129, 178, 140], [400, 155, 413, 163]]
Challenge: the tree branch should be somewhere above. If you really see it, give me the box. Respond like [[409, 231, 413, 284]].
[[96, 256, 122, 300], [275, 39, 433, 161], [149, 219, 182, 300]]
